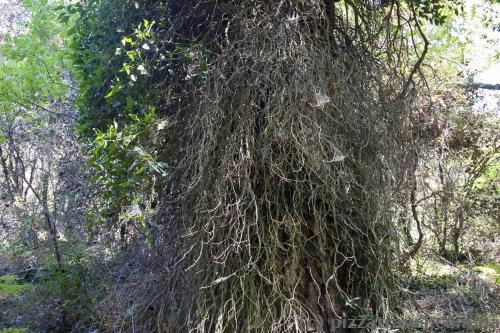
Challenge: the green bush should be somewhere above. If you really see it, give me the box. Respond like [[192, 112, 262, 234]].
[[87, 107, 169, 243], [22, 245, 108, 330], [0, 275, 30, 298]]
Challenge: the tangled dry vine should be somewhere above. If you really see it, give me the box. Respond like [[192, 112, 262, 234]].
[[106, 1, 438, 332]]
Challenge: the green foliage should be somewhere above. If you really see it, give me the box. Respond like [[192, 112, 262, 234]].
[[88, 107, 169, 243], [66, 0, 211, 136], [473, 263, 500, 284], [474, 155, 499, 191], [0, 275, 30, 298], [484, 262, 500, 274], [66, 0, 170, 135], [65, 0, 138, 133], [425, 0, 500, 76], [60, 0, 167, 243], [25, 244, 108, 327], [0, 0, 69, 118], [0, 329, 28, 333], [66, 0, 211, 242], [413, 0, 464, 25], [447, 110, 500, 220], [405, 273, 461, 291]]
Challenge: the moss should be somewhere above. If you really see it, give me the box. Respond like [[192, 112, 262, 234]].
[[0, 275, 30, 297], [473, 263, 500, 284], [484, 262, 500, 274], [0, 328, 28, 333]]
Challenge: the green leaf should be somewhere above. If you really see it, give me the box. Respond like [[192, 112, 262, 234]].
[[126, 96, 135, 110], [122, 37, 134, 46]]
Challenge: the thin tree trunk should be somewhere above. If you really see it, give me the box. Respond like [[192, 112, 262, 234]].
[[452, 205, 465, 257], [41, 174, 62, 268], [437, 157, 449, 256], [402, 173, 423, 261], [0, 146, 14, 201]]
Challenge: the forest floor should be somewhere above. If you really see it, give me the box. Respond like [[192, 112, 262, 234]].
[[401, 254, 499, 332], [0, 249, 498, 332]]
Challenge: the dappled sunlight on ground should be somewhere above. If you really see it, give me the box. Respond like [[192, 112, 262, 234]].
[[402, 256, 499, 332]]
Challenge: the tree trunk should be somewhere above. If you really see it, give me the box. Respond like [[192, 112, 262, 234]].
[[451, 204, 465, 258], [402, 173, 424, 261], [41, 174, 62, 268]]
